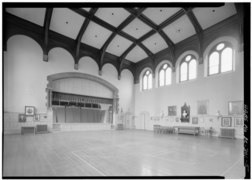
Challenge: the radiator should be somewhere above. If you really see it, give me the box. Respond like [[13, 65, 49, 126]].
[[220, 128, 235, 139]]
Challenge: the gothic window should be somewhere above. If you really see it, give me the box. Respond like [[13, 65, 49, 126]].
[[159, 64, 172, 87], [142, 70, 152, 90], [209, 42, 233, 75], [180, 55, 197, 82]]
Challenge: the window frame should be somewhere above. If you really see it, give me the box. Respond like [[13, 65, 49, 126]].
[[142, 70, 152, 91], [179, 54, 197, 82], [208, 41, 233, 76], [158, 63, 172, 87]]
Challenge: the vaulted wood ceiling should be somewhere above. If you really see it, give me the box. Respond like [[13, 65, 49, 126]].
[[3, 3, 244, 83]]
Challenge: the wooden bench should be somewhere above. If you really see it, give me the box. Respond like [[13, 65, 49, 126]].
[[176, 126, 200, 136], [21, 126, 36, 135]]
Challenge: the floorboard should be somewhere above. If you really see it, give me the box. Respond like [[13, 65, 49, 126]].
[[3, 130, 245, 178]]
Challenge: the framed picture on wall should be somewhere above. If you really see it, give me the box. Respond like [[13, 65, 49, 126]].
[[221, 116, 232, 127], [228, 101, 243, 115], [234, 116, 243, 127], [197, 100, 209, 115], [34, 114, 40, 121], [192, 117, 198, 124], [18, 114, 26, 123], [168, 106, 177, 116], [25, 106, 35, 116]]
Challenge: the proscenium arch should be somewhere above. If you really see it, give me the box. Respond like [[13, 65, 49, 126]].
[[203, 36, 238, 77], [155, 60, 173, 88], [46, 72, 119, 115], [175, 50, 199, 83]]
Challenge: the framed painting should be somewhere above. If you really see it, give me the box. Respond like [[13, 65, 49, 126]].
[[192, 117, 198, 124], [25, 106, 35, 116], [181, 103, 190, 123], [197, 100, 209, 115], [221, 116, 232, 127], [34, 114, 40, 121], [18, 114, 26, 123], [168, 106, 177, 116], [228, 101, 243, 115], [234, 116, 244, 127]]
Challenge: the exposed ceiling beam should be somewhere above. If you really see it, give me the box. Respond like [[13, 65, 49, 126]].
[[71, 8, 152, 69], [183, 7, 203, 60], [120, 42, 137, 60], [43, 8, 53, 61], [183, 8, 203, 34], [125, 8, 174, 47], [159, 9, 185, 30], [74, 8, 98, 69], [100, 8, 146, 74]]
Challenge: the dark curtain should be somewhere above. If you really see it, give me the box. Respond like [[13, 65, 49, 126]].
[[53, 107, 66, 123], [80, 109, 105, 123], [53, 107, 105, 123]]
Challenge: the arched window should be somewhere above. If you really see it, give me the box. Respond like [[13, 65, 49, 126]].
[[208, 42, 233, 75], [142, 70, 152, 90], [180, 55, 197, 82], [159, 64, 172, 87]]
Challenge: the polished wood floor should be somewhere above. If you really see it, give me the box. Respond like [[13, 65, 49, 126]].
[[3, 130, 245, 178]]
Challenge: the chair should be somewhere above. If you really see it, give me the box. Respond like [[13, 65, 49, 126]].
[[153, 125, 161, 134], [199, 127, 206, 136]]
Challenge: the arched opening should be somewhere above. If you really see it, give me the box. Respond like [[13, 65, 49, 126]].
[[47, 72, 119, 130]]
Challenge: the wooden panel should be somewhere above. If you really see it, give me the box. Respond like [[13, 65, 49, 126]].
[[52, 78, 113, 98]]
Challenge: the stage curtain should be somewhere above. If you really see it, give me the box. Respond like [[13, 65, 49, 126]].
[[80, 109, 105, 123], [53, 107, 66, 123], [73, 108, 81, 123]]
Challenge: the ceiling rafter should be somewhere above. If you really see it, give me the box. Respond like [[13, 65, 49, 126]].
[[100, 8, 146, 75], [125, 8, 174, 47], [159, 9, 185, 29], [70, 8, 152, 68], [118, 42, 136, 79], [43, 8, 53, 62], [74, 8, 98, 70], [183, 7, 204, 61]]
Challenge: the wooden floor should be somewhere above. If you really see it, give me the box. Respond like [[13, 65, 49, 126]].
[[3, 130, 245, 178]]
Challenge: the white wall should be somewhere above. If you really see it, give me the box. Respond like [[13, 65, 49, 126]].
[[4, 35, 135, 132], [134, 50, 244, 138]]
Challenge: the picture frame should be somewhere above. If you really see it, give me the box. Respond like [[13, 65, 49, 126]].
[[18, 114, 26, 123], [25, 106, 35, 116], [234, 116, 244, 127], [192, 117, 198, 124], [228, 101, 243, 115], [168, 106, 177, 116], [34, 114, 40, 121], [197, 100, 209, 115], [221, 116, 232, 127]]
